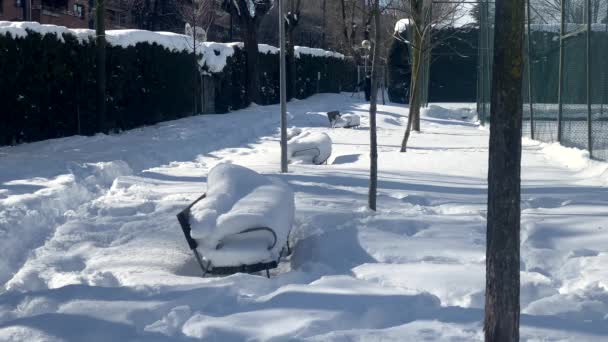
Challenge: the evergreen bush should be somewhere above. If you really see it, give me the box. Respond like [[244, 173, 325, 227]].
[[0, 29, 349, 146]]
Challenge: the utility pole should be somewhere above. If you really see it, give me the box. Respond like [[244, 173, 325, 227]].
[[279, 0, 288, 173]]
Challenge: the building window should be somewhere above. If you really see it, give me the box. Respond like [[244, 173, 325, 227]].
[[0, 0, 4, 15], [73, 3, 84, 19]]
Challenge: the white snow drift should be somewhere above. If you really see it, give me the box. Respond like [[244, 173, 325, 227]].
[[0, 94, 607, 341]]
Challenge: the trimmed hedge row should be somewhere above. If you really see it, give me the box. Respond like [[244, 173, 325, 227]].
[[0, 31, 354, 146]]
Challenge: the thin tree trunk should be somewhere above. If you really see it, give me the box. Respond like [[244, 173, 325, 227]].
[[243, 19, 260, 104], [400, 33, 423, 152], [96, 0, 106, 133], [484, 0, 524, 339], [192, 23, 198, 115], [368, 0, 380, 211], [287, 29, 296, 100]]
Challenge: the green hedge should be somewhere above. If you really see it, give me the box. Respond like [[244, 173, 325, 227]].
[[213, 47, 356, 113], [0, 31, 351, 146]]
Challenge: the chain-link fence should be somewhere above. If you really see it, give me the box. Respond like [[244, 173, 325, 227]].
[[478, 0, 608, 161]]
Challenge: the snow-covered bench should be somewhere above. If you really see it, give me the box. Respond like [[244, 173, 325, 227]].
[[287, 131, 332, 165], [176, 163, 295, 276], [327, 111, 360, 128]]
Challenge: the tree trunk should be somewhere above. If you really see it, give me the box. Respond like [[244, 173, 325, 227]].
[[484, 0, 524, 339], [243, 19, 261, 104], [96, 0, 106, 133], [368, 0, 380, 211], [400, 33, 423, 152], [287, 25, 297, 100], [192, 26, 198, 116]]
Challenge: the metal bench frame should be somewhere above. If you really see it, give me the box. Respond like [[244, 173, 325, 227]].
[[176, 193, 290, 278]]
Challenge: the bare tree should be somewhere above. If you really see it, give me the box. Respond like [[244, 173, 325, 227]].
[[224, 0, 274, 104], [179, 0, 216, 114], [392, 0, 466, 152], [484, 0, 525, 339]]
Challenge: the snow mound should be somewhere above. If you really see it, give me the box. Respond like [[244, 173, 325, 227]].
[[287, 131, 332, 165], [334, 114, 361, 128], [286, 127, 303, 140], [395, 19, 411, 33], [189, 163, 294, 267]]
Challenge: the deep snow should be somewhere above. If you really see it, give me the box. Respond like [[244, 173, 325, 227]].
[[0, 93, 607, 341]]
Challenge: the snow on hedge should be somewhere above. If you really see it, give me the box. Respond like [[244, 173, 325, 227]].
[[0, 21, 345, 72], [295, 46, 345, 59], [287, 131, 332, 164], [189, 163, 294, 267]]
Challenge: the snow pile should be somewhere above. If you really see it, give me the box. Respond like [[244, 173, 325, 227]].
[[286, 127, 303, 139], [287, 131, 332, 164], [199, 42, 238, 73], [395, 18, 411, 33], [334, 113, 361, 128], [189, 163, 294, 267]]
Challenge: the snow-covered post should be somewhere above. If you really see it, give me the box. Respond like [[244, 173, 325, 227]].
[[279, 0, 288, 173]]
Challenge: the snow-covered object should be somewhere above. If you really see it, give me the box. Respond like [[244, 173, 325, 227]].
[[287, 131, 332, 164], [295, 46, 345, 59], [258, 43, 280, 55], [395, 18, 411, 33], [189, 163, 294, 267], [286, 127, 302, 140], [334, 113, 360, 128]]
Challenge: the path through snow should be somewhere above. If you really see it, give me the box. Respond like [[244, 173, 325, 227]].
[[0, 94, 607, 341]]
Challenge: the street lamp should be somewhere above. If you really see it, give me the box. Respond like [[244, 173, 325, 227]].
[[279, 0, 288, 173], [361, 39, 371, 73]]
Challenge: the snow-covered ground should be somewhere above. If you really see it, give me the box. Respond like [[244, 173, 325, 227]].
[[0, 94, 607, 341]]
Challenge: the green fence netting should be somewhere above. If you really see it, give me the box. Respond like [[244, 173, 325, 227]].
[[478, 0, 608, 161]]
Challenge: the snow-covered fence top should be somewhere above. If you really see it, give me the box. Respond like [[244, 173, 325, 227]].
[[0, 21, 344, 73], [529, 23, 608, 33]]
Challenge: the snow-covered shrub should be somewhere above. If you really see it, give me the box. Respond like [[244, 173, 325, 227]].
[[0, 21, 354, 146]]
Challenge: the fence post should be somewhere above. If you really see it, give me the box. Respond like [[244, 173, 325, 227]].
[[586, 0, 592, 156], [557, 0, 565, 143], [526, 0, 535, 139]]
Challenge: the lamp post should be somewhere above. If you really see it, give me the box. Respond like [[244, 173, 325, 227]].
[[279, 0, 288, 173], [361, 39, 371, 74]]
